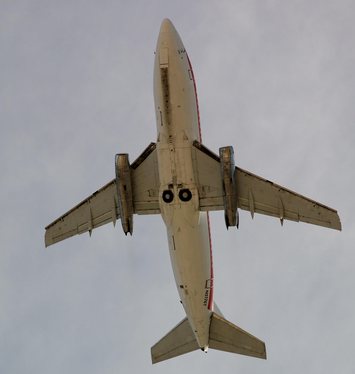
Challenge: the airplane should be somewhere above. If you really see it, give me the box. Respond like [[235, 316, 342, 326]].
[[45, 18, 341, 364]]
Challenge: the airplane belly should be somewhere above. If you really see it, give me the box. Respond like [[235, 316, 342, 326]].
[[156, 142, 214, 347], [166, 204, 213, 348], [153, 19, 213, 349]]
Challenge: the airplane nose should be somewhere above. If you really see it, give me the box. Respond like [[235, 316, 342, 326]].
[[157, 18, 181, 52], [155, 18, 184, 65], [160, 18, 174, 34]]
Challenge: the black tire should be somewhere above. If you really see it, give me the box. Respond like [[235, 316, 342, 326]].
[[179, 188, 192, 202], [162, 190, 174, 203]]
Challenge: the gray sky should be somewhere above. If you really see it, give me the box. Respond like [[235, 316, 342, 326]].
[[1, 1, 354, 373]]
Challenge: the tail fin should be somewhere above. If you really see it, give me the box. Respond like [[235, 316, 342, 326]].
[[209, 312, 266, 359], [151, 317, 199, 364], [151, 311, 266, 364]]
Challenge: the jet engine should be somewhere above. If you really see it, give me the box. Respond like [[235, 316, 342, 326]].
[[219, 146, 239, 228], [115, 154, 134, 235]]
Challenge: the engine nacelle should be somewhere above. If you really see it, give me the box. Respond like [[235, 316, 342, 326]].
[[115, 153, 134, 235], [219, 146, 239, 228]]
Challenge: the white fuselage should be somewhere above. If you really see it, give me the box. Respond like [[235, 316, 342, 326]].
[[153, 19, 213, 349]]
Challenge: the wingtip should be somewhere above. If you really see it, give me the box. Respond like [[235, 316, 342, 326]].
[[334, 213, 342, 231], [44, 230, 51, 248]]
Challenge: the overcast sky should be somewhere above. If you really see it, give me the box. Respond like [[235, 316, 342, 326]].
[[1, 1, 354, 373]]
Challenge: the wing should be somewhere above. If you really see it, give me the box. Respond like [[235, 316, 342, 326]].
[[235, 167, 341, 230], [193, 142, 341, 231], [45, 143, 160, 247], [45, 180, 118, 247]]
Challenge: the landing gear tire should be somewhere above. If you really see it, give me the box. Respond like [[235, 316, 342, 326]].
[[179, 188, 192, 202], [162, 190, 174, 203]]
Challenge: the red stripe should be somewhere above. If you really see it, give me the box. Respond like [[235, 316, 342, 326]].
[[207, 212, 214, 311], [186, 54, 202, 142], [187, 54, 213, 310]]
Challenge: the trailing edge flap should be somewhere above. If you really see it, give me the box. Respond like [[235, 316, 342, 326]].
[[193, 141, 341, 230], [131, 142, 160, 215], [192, 141, 224, 211], [151, 317, 199, 364], [45, 143, 160, 247], [209, 312, 266, 359]]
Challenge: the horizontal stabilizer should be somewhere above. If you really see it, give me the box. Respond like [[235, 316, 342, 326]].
[[209, 313, 266, 359], [151, 317, 199, 364]]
